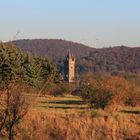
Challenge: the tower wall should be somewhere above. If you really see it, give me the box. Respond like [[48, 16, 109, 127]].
[[68, 58, 75, 82], [64, 52, 75, 83]]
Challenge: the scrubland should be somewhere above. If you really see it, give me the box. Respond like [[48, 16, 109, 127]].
[[19, 108, 140, 140], [12, 94, 140, 140], [0, 88, 140, 140]]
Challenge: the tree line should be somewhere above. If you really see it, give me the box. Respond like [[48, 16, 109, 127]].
[[0, 43, 58, 90]]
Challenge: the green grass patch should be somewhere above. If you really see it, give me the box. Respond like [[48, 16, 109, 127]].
[[121, 106, 140, 114], [32, 95, 88, 112]]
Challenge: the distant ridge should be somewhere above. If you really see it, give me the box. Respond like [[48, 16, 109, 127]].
[[12, 39, 94, 59], [12, 39, 140, 74]]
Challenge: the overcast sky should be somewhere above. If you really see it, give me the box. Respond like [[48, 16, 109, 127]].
[[0, 0, 140, 48]]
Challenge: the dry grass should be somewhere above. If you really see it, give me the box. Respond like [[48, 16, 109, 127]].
[[15, 109, 140, 140], [30, 95, 88, 112], [1, 92, 140, 140]]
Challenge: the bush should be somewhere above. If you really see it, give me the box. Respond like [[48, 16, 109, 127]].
[[79, 76, 140, 110], [49, 83, 73, 96], [0, 85, 29, 139], [80, 81, 113, 110], [124, 84, 140, 106]]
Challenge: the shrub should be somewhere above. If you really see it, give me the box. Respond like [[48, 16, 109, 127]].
[[80, 81, 113, 110], [124, 84, 140, 106], [45, 83, 73, 96], [0, 85, 29, 139], [79, 76, 140, 110]]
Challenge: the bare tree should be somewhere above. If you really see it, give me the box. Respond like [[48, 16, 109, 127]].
[[0, 85, 29, 140]]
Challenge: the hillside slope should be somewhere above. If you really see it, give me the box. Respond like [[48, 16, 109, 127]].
[[12, 39, 140, 74], [12, 39, 94, 60], [79, 46, 140, 73]]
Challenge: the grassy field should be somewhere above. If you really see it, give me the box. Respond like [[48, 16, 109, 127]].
[[1, 93, 140, 139], [21, 95, 140, 140], [30, 95, 88, 112], [27, 94, 140, 115]]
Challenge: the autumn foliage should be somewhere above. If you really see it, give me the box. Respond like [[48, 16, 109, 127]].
[[79, 75, 140, 110]]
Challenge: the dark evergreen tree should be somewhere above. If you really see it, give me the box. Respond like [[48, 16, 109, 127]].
[[0, 43, 58, 89]]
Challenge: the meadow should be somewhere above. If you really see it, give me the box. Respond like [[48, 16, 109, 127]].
[[0, 88, 140, 140], [31, 94, 140, 114], [17, 94, 140, 140]]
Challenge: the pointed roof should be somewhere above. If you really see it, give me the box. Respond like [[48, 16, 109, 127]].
[[66, 49, 75, 60], [67, 49, 72, 58]]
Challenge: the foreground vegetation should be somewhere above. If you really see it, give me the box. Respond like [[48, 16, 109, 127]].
[[16, 109, 139, 140], [0, 88, 140, 140]]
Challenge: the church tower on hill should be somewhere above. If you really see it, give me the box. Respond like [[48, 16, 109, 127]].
[[64, 51, 75, 83]]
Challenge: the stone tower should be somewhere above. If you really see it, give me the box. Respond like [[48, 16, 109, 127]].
[[64, 51, 75, 83]]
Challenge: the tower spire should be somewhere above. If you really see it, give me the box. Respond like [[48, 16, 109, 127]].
[[68, 49, 72, 58]]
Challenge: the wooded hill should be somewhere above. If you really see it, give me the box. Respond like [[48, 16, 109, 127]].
[[12, 39, 140, 74]]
